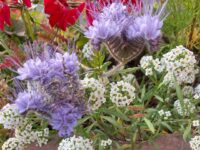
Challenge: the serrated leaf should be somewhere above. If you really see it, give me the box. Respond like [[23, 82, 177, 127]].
[[144, 117, 155, 134]]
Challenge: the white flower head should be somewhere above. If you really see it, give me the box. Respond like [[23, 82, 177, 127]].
[[58, 136, 94, 150], [190, 135, 200, 150], [110, 81, 136, 107], [174, 99, 195, 116], [2, 138, 25, 150], [193, 120, 200, 127], [0, 104, 25, 129], [81, 77, 106, 111]]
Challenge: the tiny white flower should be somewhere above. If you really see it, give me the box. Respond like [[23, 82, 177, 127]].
[[193, 120, 200, 127]]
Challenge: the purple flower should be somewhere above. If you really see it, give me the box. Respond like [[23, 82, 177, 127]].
[[17, 58, 49, 80], [50, 103, 83, 137], [128, 0, 167, 40], [84, 2, 127, 48], [15, 90, 45, 113], [84, 0, 168, 51], [63, 52, 79, 75], [127, 15, 163, 40], [14, 43, 85, 137]]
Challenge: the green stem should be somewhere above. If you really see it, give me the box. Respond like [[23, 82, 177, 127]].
[[21, 8, 35, 41]]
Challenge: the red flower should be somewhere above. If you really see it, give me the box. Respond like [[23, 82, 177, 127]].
[[0, 0, 11, 30], [44, 0, 85, 31], [12, 0, 32, 7], [22, 0, 31, 7]]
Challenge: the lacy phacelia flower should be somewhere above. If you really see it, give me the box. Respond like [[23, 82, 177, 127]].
[[174, 99, 195, 116], [85, 0, 167, 51], [50, 103, 83, 137], [126, 0, 167, 50], [15, 43, 85, 137], [190, 135, 200, 150], [0, 104, 25, 129], [110, 80, 136, 107], [0, 0, 11, 30], [162, 46, 198, 87], [58, 135, 94, 150], [2, 138, 25, 150], [81, 77, 106, 111]]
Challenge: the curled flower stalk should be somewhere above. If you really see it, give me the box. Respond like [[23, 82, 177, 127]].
[[84, 0, 168, 63]]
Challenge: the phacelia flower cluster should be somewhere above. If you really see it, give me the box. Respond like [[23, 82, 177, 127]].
[[81, 77, 106, 111], [14, 43, 85, 137], [110, 80, 136, 107], [174, 99, 195, 116], [162, 45, 198, 87], [85, 0, 167, 51], [58, 136, 94, 150], [190, 135, 200, 150]]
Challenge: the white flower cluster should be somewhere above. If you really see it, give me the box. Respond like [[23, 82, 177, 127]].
[[82, 43, 94, 60], [0, 104, 24, 129], [100, 139, 112, 147], [122, 74, 135, 83], [174, 99, 195, 116], [158, 110, 172, 120], [194, 84, 200, 99], [2, 138, 25, 150], [182, 86, 194, 97], [140, 56, 164, 76], [15, 124, 49, 147], [110, 81, 136, 107], [58, 135, 94, 150], [162, 45, 198, 87], [190, 135, 200, 150], [81, 77, 106, 111], [193, 120, 200, 127]]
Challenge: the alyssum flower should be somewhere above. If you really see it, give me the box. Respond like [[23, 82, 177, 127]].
[[85, 0, 168, 51], [14, 43, 85, 137]]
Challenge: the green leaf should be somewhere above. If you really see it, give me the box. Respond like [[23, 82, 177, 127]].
[[161, 122, 173, 132], [144, 117, 155, 134], [100, 108, 130, 121], [183, 123, 191, 141], [77, 116, 90, 126], [155, 95, 164, 102], [101, 116, 122, 129], [174, 77, 183, 101]]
